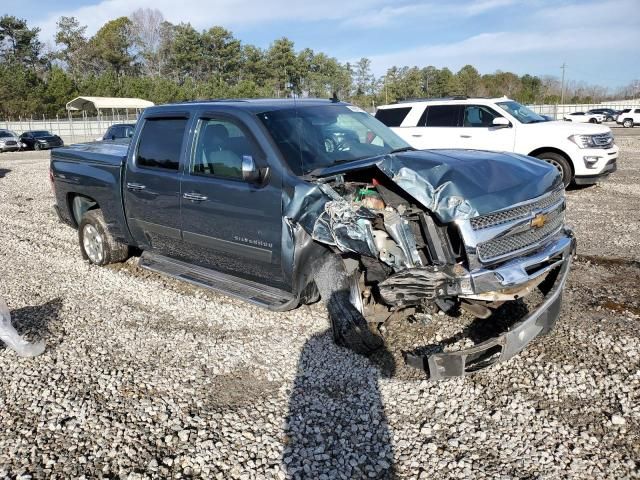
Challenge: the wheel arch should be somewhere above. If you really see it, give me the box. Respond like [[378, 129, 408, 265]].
[[528, 147, 575, 177], [68, 193, 100, 227]]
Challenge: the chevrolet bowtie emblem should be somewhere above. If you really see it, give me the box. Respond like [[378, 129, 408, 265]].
[[531, 213, 547, 229]]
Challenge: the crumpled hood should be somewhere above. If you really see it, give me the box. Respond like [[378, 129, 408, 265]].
[[310, 149, 561, 223]]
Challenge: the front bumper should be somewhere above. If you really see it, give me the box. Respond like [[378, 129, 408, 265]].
[[0, 145, 19, 152], [405, 232, 576, 380], [574, 158, 617, 185]]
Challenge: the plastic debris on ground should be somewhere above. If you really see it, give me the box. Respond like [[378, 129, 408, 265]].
[[0, 298, 45, 357]]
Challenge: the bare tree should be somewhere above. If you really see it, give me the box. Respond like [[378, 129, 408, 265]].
[[129, 8, 164, 75]]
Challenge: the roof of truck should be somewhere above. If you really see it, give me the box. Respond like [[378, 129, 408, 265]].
[[149, 98, 350, 113]]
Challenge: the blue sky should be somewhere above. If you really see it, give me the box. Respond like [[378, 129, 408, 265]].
[[5, 0, 640, 89]]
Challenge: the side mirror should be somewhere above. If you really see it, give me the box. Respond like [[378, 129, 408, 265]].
[[242, 155, 260, 183], [492, 117, 511, 128]]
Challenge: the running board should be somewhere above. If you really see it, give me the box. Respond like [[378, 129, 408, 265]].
[[139, 252, 295, 310]]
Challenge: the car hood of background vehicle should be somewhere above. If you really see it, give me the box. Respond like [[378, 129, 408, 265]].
[[309, 149, 561, 223], [531, 120, 612, 135], [36, 136, 61, 142]]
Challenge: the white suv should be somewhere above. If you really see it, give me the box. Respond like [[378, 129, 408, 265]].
[[375, 97, 618, 186], [616, 108, 640, 128]]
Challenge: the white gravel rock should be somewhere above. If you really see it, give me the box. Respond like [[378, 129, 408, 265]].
[[0, 140, 638, 478]]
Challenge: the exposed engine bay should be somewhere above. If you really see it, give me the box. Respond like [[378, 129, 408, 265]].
[[308, 169, 552, 329]]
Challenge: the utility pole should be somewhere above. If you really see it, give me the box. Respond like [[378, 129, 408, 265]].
[[560, 62, 567, 105]]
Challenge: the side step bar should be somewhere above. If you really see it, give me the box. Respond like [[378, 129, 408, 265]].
[[139, 252, 295, 310]]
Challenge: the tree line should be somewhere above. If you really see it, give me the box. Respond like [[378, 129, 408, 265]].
[[0, 9, 637, 118]]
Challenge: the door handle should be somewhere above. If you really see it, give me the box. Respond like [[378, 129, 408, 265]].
[[460, 135, 472, 138], [411, 134, 423, 137], [126, 182, 146, 191], [183, 192, 208, 202]]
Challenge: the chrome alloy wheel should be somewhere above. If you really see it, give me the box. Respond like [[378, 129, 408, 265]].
[[83, 223, 104, 263]]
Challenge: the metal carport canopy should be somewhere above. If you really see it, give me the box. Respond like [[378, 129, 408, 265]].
[[66, 96, 154, 111]]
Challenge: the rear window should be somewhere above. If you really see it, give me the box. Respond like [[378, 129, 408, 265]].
[[421, 105, 462, 127], [374, 107, 411, 127], [136, 118, 188, 171]]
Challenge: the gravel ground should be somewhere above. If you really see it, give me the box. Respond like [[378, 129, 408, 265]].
[[0, 137, 638, 479]]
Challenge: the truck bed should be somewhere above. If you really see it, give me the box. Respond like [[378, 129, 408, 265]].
[[50, 141, 133, 244]]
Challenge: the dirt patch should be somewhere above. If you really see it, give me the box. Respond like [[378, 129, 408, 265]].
[[206, 370, 279, 408], [577, 254, 640, 269]]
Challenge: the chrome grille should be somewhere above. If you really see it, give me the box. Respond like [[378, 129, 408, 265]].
[[470, 188, 564, 231], [592, 132, 613, 148], [477, 205, 565, 262], [5, 140, 17, 146]]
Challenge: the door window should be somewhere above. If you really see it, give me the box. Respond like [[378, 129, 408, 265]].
[[136, 118, 188, 171], [374, 107, 412, 127], [191, 118, 260, 180], [463, 105, 499, 127], [421, 105, 462, 127]]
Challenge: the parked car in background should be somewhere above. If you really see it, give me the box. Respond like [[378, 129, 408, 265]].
[[616, 108, 640, 128], [375, 97, 618, 187], [99, 123, 136, 141], [20, 130, 64, 150], [0, 130, 22, 152], [563, 112, 603, 123], [587, 108, 619, 122], [50, 98, 576, 379]]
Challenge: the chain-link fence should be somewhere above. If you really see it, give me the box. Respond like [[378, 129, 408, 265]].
[[526, 101, 640, 120], [0, 112, 140, 144]]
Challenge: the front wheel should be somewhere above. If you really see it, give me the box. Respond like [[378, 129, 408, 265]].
[[78, 209, 129, 266], [623, 119, 634, 128], [536, 152, 572, 187], [589, 118, 597, 123], [33, 143, 41, 151]]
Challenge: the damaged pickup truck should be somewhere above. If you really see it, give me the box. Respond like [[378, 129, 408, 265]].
[[50, 99, 576, 379]]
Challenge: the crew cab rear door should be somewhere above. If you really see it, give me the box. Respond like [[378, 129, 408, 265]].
[[179, 113, 285, 287], [123, 113, 189, 254]]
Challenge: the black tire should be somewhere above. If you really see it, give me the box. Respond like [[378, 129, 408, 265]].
[[314, 255, 383, 355], [327, 291, 383, 355], [33, 143, 41, 151], [589, 118, 597, 124], [78, 209, 129, 266], [623, 119, 634, 128], [536, 152, 572, 187]]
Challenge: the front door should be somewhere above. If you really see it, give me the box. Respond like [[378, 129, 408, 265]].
[[123, 115, 189, 255], [179, 115, 285, 287], [457, 104, 516, 152]]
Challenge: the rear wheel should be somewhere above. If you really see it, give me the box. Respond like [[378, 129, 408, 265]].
[[536, 152, 572, 187], [78, 209, 129, 266], [623, 119, 634, 128]]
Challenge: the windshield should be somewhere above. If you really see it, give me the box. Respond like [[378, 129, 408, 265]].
[[0, 131, 13, 138], [31, 131, 52, 137], [257, 104, 410, 174], [497, 101, 546, 124]]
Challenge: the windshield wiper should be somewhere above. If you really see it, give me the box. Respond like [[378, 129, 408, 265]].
[[390, 146, 416, 154]]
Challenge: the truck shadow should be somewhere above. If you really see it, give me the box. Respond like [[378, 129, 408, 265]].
[[0, 168, 10, 179], [283, 331, 397, 479], [2, 297, 63, 346]]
